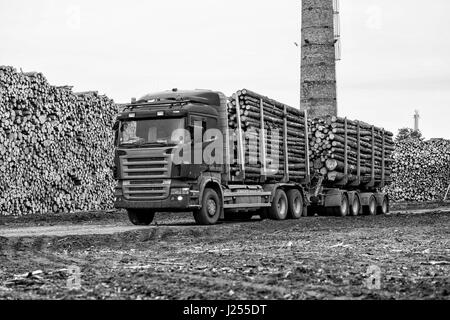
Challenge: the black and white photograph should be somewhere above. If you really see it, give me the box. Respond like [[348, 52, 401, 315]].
[[0, 0, 449, 308]]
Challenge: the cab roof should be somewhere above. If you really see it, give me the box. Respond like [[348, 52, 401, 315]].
[[137, 89, 222, 106], [119, 89, 225, 120]]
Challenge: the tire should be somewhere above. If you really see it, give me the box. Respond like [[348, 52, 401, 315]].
[[350, 195, 361, 216], [363, 195, 377, 216], [332, 194, 349, 217], [268, 189, 288, 220], [193, 188, 222, 225], [127, 209, 155, 226], [377, 196, 389, 215], [287, 189, 304, 219]]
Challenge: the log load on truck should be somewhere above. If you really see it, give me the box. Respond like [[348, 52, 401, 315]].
[[112, 88, 393, 225]]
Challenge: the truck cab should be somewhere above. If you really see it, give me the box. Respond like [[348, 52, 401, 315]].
[[113, 89, 234, 225]]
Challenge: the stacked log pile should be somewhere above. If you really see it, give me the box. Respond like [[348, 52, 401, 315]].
[[0, 66, 118, 216], [385, 138, 450, 202], [308, 116, 394, 186], [227, 89, 308, 182]]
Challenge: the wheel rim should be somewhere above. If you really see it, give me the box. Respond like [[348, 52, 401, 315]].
[[278, 197, 287, 216], [206, 198, 217, 217], [293, 196, 301, 214]]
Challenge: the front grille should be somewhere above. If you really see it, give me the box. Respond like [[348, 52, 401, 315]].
[[128, 157, 166, 162], [126, 164, 164, 170], [121, 156, 169, 180], [122, 179, 169, 201], [120, 152, 171, 201], [129, 180, 164, 185], [127, 171, 166, 177]]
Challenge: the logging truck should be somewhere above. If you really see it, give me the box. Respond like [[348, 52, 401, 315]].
[[112, 89, 390, 225]]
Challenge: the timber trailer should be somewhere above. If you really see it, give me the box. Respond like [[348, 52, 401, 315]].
[[112, 89, 390, 225]]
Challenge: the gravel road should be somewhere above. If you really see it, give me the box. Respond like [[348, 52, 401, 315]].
[[0, 208, 449, 300]]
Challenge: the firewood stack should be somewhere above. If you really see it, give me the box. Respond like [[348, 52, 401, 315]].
[[0, 66, 118, 216], [227, 89, 308, 182], [308, 116, 395, 186], [385, 138, 450, 202]]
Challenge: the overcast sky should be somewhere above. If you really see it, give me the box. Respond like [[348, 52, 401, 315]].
[[1, 0, 449, 139]]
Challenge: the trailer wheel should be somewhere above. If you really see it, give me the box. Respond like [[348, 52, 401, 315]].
[[127, 209, 155, 226], [287, 189, 303, 219], [333, 194, 349, 217], [363, 195, 377, 216], [350, 195, 361, 216], [193, 188, 222, 225], [377, 196, 389, 215], [268, 189, 288, 220]]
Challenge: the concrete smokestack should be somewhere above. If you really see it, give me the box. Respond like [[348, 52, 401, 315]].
[[414, 110, 420, 132], [300, 0, 339, 118]]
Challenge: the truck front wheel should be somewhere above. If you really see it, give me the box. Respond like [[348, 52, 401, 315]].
[[127, 209, 155, 226], [193, 188, 222, 225], [268, 189, 288, 220]]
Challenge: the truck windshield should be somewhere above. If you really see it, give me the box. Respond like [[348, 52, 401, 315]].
[[119, 118, 185, 147]]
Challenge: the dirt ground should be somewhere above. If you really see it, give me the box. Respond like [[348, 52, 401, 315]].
[[0, 208, 449, 300]]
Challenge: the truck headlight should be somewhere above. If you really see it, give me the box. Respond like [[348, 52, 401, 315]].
[[170, 188, 190, 195]]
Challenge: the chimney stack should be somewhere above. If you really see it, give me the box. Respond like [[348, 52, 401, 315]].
[[300, 0, 340, 118], [414, 110, 420, 132]]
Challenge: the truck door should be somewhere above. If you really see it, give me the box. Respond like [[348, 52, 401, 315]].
[[190, 116, 206, 165], [190, 115, 219, 167]]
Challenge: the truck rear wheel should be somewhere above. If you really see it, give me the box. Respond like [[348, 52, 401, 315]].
[[363, 195, 377, 215], [332, 194, 349, 217], [193, 188, 222, 225], [268, 189, 288, 220], [350, 195, 361, 216], [127, 209, 155, 226], [287, 189, 303, 219], [377, 196, 389, 215]]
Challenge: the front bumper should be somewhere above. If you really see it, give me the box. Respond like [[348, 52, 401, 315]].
[[114, 194, 199, 212]]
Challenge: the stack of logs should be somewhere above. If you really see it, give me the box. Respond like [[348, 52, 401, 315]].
[[227, 89, 308, 182], [0, 66, 118, 216], [308, 116, 395, 186], [385, 138, 450, 202]]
